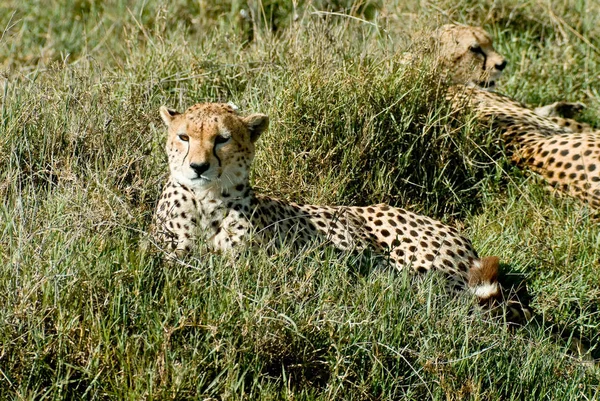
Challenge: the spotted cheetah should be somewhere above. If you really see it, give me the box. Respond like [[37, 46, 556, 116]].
[[152, 102, 529, 321], [431, 24, 600, 208]]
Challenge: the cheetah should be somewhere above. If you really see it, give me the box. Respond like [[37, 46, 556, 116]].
[[152, 102, 530, 322], [430, 24, 600, 208]]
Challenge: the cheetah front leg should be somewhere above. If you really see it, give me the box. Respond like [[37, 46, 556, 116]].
[[152, 181, 199, 258]]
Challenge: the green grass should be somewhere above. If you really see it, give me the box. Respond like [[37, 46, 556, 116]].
[[1, 0, 600, 399]]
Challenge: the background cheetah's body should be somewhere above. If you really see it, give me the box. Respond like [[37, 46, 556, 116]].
[[449, 86, 600, 208]]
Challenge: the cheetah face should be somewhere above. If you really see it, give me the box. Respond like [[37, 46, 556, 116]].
[[159, 103, 269, 191], [436, 24, 507, 89]]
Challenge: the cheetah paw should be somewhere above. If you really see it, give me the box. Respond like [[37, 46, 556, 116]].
[[534, 101, 586, 118]]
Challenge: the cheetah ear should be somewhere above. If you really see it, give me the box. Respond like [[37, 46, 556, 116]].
[[243, 113, 269, 142], [159, 106, 180, 126]]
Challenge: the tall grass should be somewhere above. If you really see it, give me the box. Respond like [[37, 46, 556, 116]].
[[1, 0, 600, 399]]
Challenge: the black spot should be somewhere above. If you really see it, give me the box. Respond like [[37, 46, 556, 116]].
[[374, 220, 383, 226], [572, 154, 581, 161], [573, 142, 582, 148], [408, 245, 416, 252], [409, 230, 418, 237], [417, 266, 427, 274], [381, 229, 390, 237], [391, 239, 401, 247], [388, 219, 397, 227], [560, 149, 569, 156], [425, 254, 434, 261], [589, 164, 597, 172]]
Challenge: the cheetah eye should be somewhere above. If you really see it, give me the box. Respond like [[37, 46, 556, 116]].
[[178, 134, 189, 142], [214, 135, 231, 145], [470, 45, 485, 56]]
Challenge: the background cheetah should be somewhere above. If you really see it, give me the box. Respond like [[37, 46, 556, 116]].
[[435, 24, 600, 208], [153, 102, 529, 322]]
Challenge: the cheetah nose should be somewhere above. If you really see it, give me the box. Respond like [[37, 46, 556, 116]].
[[190, 162, 210, 177], [496, 60, 507, 71]]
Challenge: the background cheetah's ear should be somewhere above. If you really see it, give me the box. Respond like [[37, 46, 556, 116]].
[[243, 113, 269, 142], [159, 106, 180, 126]]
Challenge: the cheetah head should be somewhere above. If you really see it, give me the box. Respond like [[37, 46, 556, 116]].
[[159, 102, 269, 191], [435, 24, 507, 89]]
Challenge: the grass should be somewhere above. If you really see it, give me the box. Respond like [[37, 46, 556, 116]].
[[1, 0, 600, 399]]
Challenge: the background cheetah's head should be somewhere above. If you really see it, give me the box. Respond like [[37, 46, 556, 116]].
[[435, 24, 507, 89], [159, 102, 269, 191]]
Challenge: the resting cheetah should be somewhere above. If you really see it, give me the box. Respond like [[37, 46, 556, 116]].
[[432, 24, 600, 208], [152, 102, 530, 322]]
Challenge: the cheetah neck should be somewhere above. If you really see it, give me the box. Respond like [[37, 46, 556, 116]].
[[181, 176, 255, 250]]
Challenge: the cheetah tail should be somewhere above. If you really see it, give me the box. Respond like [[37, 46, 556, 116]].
[[468, 256, 501, 305], [469, 256, 533, 325]]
